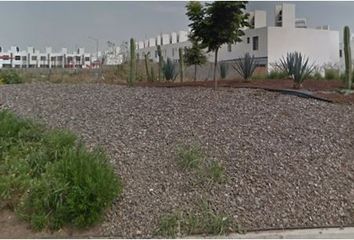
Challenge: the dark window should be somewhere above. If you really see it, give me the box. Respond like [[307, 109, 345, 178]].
[[51, 56, 56, 61], [0, 47, 2, 52], [247, 37, 250, 44], [155, 50, 158, 58], [57, 56, 63, 61], [22, 56, 27, 61], [76, 56, 81, 61], [15, 56, 21, 60], [227, 44, 232, 52], [339, 49, 343, 58], [85, 57, 90, 61], [253, 36, 259, 51], [40, 56, 46, 61], [32, 56, 37, 61]]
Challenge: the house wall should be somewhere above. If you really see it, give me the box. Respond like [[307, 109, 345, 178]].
[[267, 27, 340, 70]]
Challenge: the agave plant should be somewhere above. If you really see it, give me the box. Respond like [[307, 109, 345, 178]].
[[278, 52, 296, 77], [219, 62, 229, 80], [232, 53, 257, 81], [278, 52, 315, 89], [162, 58, 178, 81]]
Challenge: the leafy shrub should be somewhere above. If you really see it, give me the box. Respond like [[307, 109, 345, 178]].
[[232, 53, 257, 81], [0, 70, 23, 84], [0, 110, 122, 230], [324, 68, 339, 80], [267, 70, 288, 79], [219, 62, 228, 79], [162, 58, 178, 81], [312, 71, 323, 80]]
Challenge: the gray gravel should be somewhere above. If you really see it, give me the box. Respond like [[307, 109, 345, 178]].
[[0, 83, 353, 238]]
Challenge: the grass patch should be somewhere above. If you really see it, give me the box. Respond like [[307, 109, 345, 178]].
[[0, 110, 122, 230], [176, 144, 204, 170], [176, 144, 226, 184], [156, 202, 236, 237]]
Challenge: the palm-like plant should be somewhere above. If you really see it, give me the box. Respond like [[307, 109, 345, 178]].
[[232, 53, 257, 81]]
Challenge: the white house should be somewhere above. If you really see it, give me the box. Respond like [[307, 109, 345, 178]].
[[134, 3, 340, 72], [0, 46, 93, 69]]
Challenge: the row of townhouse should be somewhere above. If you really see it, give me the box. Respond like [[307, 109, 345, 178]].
[[134, 3, 341, 73], [0, 47, 99, 69]]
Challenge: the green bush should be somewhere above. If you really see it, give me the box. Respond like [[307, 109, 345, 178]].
[[324, 68, 339, 80], [312, 71, 323, 80], [267, 70, 287, 79], [0, 70, 23, 84], [0, 110, 122, 230]]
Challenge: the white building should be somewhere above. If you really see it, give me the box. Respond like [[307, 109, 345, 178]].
[[0, 46, 94, 69], [134, 3, 340, 72]]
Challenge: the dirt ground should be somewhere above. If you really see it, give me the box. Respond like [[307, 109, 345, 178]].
[[0, 208, 100, 238], [132, 78, 353, 104]]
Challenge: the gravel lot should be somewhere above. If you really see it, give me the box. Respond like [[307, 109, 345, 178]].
[[0, 83, 353, 237]]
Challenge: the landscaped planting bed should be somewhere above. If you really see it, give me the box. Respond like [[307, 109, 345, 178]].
[[0, 83, 353, 238]]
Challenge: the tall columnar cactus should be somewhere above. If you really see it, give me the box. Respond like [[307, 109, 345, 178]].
[[179, 48, 185, 82], [157, 45, 163, 81], [344, 26, 352, 90], [129, 38, 136, 86], [144, 53, 150, 81]]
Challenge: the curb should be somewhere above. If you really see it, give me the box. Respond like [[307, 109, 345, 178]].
[[186, 227, 354, 239]]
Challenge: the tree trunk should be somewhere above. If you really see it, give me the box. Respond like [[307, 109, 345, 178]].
[[213, 48, 219, 90], [194, 64, 197, 82]]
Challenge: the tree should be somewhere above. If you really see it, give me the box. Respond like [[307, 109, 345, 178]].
[[186, 1, 249, 89], [184, 40, 207, 81]]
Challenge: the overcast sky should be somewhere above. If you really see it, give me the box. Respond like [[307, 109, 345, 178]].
[[0, 1, 354, 53]]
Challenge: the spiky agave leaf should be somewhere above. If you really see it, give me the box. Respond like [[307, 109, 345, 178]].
[[232, 53, 257, 81]]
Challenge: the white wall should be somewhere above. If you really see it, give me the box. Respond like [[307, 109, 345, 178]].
[[267, 27, 340, 70], [217, 27, 268, 62]]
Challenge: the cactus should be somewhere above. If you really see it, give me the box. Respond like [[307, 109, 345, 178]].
[[344, 26, 352, 90], [157, 45, 163, 81], [150, 66, 155, 82], [144, 53, 150, 81], [179, 48, 185, 82], [128, 38, 136, 86]]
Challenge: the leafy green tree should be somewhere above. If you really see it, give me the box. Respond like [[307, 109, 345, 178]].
[[186, 1, 249, 89], [184, 41, 207, 81]]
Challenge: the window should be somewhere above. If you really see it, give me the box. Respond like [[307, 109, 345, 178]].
[[32, 56, 37, 61], [227, 44, 232, 52], [22, 56, 27, 61], [155, 50, 158, 58], [339, 49, 343, 58], [85, 57, 90, 61], [15, 56, 21, 60], [51, 57, 56, 61], [40, 56, 46, 61], [247, 37, 250, 44], [76, 56, 81, 62], [57, 56, 63, 61], [253, 36, 259, 51]]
